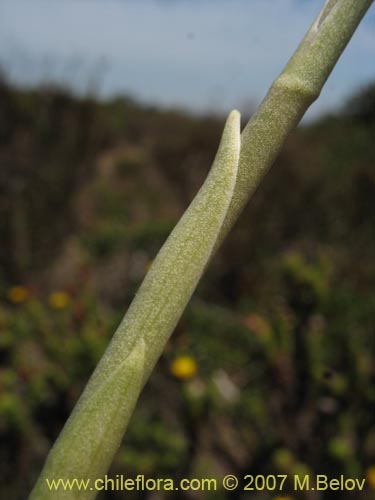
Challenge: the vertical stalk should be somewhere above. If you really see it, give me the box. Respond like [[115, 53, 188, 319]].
[[30, 111, 241, 500], [217, 0, 373, 242], [29, 1, 373, 498]]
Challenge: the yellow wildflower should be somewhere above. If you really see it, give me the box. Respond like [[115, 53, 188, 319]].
[[170, 356, 198, 380], [366, 465, 375, 489], [7, 286, 29, 304], [49, 291, 70, 309]]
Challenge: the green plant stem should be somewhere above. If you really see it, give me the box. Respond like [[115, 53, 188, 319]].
[[30, 111, 241, 500], [217, 0, 374, 243], [29, 1, 373, 499]]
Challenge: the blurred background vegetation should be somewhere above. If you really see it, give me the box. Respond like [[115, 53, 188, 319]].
[[0, 72, 374, 499]]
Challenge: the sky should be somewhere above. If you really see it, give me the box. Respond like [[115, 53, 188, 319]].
[[0, 0, 374, 120]]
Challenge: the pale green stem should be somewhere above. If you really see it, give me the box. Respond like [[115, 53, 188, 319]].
[[217, 0, 374, 243], [29, 1, 373, 498], [30, 111, 241, 500]]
